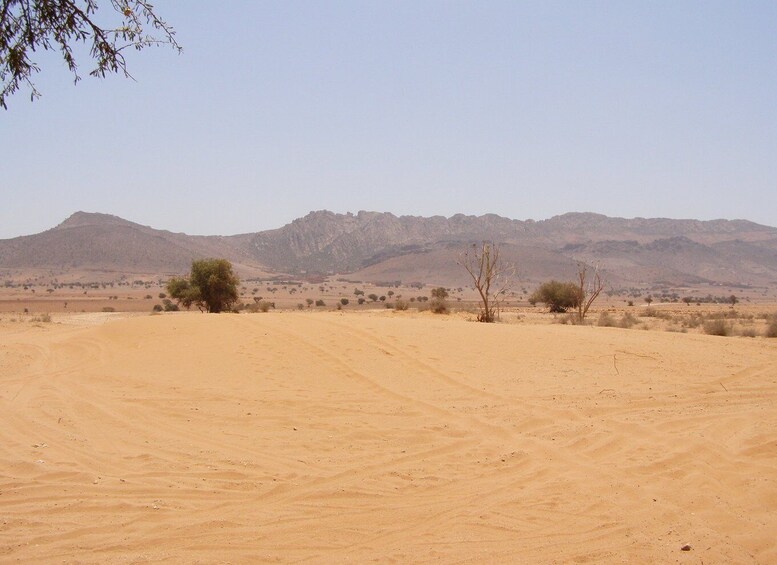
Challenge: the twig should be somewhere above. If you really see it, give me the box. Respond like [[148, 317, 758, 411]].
[[720, 382, 728, 392], [613, 354, 619, 375]]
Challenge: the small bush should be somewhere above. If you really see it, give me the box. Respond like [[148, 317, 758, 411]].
[[619, 312, 638, 329], [597, 312, 616, 327], [765, 320, 777, 338], [554, 313, 580, 325], [152, 304, 163, 312], [256, 301, 272, 313], [703, 319, 732, 336], [340, 298, 349, 306], [162, 298, 179, 312], [315, 299, 325, 307], [740, 327, 757, 338], [102, 306, 116, 312], [394, 299, 409, 311], [357, 297, 366, 305], [430, 299, 448, 314], [297, 303, 305, 310]]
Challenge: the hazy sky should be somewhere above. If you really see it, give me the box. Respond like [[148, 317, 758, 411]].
[[2, 1, 776, 238]]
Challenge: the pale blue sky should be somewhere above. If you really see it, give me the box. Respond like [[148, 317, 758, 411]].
[[2, 1, 776, 238]]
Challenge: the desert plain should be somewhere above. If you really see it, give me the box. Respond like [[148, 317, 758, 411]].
[[1, 308, 776, 564]]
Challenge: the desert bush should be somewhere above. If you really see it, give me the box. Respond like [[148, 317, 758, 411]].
[[162, 298, 179, 312], [530, 280, 580, 313], [706, 310, 741, 320], [641, 307, 673, 320], [102, 306, 115, 312], [167, 258, 239, 313], [617, 313, 637, 328], [340, 298, 349, 306], [152, 304, 163, 312], [740, 327, 757, 338], [306, 298, 314, 307], [627, 300, 634, 307], [554, 313, 580, 325], [597, 312, 616, 327], [255, 301, 272, 313], [357, 297, 366, 305], [430, 299, 448, 314], [315, 299, 325, 307], [394, 299, 409, 311], [703, 319, 732, 336], [765, 320, 777, 338], [31, 313, 52, 322]]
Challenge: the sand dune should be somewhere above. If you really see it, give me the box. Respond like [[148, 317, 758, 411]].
[[1, 312, 776, 563]]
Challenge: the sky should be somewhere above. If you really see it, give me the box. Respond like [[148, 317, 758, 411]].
[[2, 1, 777, 238]]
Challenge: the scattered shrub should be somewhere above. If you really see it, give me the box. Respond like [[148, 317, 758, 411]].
[[554, 313, 580, 325], [315, 299, 325, 307], [597, 312, 616, 327], [102, 306, 115, 312], [357, 297, 366, 305], [703, 319, 732, 336], [297, 303, 305, 310], [618, 312, 638, 329], [765, 320, 777, 338], [394, 299, 409, 311], [740, 328, 757, 338], [340, 298, 349, 306], [430, 299, 448, 314], [152, 304, 163, 312]]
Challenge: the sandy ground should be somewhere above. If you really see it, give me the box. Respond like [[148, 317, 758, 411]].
[[1, 311, 776, 564]]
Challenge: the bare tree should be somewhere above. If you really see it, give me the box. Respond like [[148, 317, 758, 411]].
[[460, 242, 514, 323], [575, 262, 604, 323]]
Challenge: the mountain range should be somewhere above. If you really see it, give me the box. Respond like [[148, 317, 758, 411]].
[[2, 210, 777, 289]]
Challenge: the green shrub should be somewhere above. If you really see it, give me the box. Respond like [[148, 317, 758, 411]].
[[530, 280, 580, 313]]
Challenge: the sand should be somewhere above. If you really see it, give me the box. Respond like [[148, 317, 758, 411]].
[[1, 311, 776, 563]]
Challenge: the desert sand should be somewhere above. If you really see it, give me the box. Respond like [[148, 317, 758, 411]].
[[1, 311, 776, 563]]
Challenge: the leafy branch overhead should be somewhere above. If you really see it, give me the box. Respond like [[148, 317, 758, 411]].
[[0, 0, 181, 109]]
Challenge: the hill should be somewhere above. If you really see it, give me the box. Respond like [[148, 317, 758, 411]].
[[2, 210, 777, 288]]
